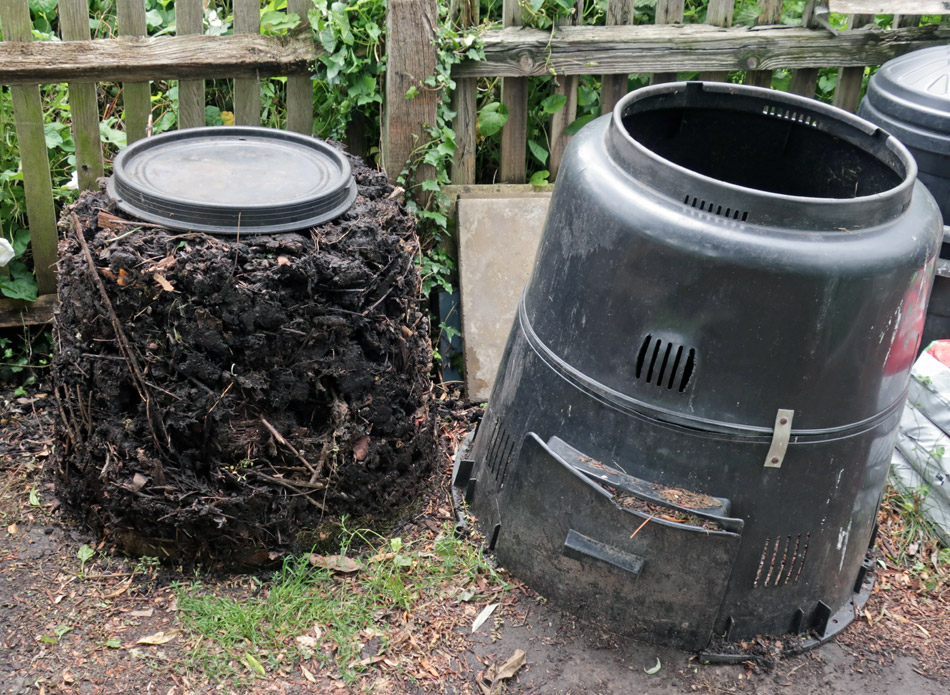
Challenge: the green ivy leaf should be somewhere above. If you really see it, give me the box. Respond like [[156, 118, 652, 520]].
[[477, 102, 509, 138], [28, 0, 58, 17], [529, 170, 550, 187], [527, 139, 548, 166], [541, 94, 567, 114], [43, 123, 64, 150], [564, 114, 596, 136]]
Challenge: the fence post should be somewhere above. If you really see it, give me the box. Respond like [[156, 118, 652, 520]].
[[451, 0, 479, 184], [0, 0, 58, 296], [382, 0, 438, 188], [789, 1, 820, 97], [233, 0, 262, 126], [116, 0, 150, 143], [177, 0, 206, 130], [832, 12, 876, 112], [746, 0, 783, 88], [600, 0, 636, 115], [499, 0, 527, 182], [652, 1, 684, 85]]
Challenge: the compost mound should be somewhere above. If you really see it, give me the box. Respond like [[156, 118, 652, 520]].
[[52, 159, 436, 564]]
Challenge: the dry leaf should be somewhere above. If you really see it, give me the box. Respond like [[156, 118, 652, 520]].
[[644, 657, 661, 674], [130, 609, 154, 618], [103, 576, 134, 599], [7, 524, 17, 536], [353, 435, 370, 462], [478, 649, 527, 694], [117, 268, 134, 286], [309, 554, 360, 573], [296, 635, 318, 649], [277, 256, 291, 266], [300, 663, 316, 683], [471, 603, 498, 633], [136, 629, 179, 645], [131, 473, 148, 492], [153, 273, 175, 293], [62, 671, 75, 684]]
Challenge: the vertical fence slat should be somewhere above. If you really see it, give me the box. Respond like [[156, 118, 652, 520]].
[[789, 1, 820, 97], [233, 0, 261, 126], [697, 0, 734, 82], [548, 0, 582, 179], [0, 0, 58, 295], [382, 0, 439, 187], [176, 0, 205, 130], [895, 14, 921, 28], [286, 0, 313, 135], [117, 0, 150, 143], [499, 0, 528, 183], [746, 0, 783, 88], [451, 0, 480, 184], [832, 14, 875, 113], [652, 0, 684, 85], [60, 0, 105, 190], [600, 0, 636, 115]]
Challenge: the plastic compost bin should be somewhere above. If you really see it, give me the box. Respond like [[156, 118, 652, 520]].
[[453, 82, 943, 655]]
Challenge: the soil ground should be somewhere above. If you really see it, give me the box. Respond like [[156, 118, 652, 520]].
[[2, 384, 949, 695]]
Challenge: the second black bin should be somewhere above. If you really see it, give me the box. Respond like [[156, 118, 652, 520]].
[[454, 82, 942, 652]]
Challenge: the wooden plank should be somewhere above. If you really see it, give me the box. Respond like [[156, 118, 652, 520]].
[[0, 35, 317, 85], [833, 14, 875, 113], [451, 0, 480, 185], [746, 0, 784, 89], [60, 0, 105, 190], [548, 1, 582, 179], [381, 0, 439, 186], [652, 0, 684, 85], [831, 1, 950, 12], [895, 15, 921, 28], [117, 0, 150, 144], [500, 0, 527, 183], [233, 0, 261, 126], [697, 0, 734, 83], [176, 0, 205, 130], [286, 0, 313, 135], [788, 1, 820, 97], [600, 0, 636, 115], [0, 0, 59, 296], [0, 294, 58, 328], [451, 23, 950, 77]]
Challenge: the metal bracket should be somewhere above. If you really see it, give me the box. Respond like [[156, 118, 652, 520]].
[[764, 409, 794, 468], [813, 4, 839, 35]]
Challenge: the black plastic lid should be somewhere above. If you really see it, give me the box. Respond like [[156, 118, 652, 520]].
[[864, 45, 950, 136], [106, 127, 357, 235]]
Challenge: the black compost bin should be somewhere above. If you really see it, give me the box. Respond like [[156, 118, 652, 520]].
[[858, 46, 950, 350], [453, 82, 943, 653]]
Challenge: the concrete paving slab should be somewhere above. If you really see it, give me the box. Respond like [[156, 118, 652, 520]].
[[457, 193, 551, 401]]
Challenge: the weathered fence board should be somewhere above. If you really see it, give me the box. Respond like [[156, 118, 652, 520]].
[[548, 1, 583, 178], [0, 35, 316, 85], [452, 0, 480, 185], [117, 0, 150, 143], [652, 0, 685, 85], [832, 1, 950, 12], [746, 0, 783, 88], [833, 13, 876, 112], [697, 0, 735, 83], [176, 0, 206, 130], [788, 1, 821, 97], [60, 0, 105, 190], [286, 0, 314, 135], [499, 0, 528, 183], [599, 0, 636, 115], [0, 0, 58, 296], [453, 23, 950, 78], [233, 0, 262, 126]]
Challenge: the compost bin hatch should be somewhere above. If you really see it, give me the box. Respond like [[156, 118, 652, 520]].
[[106, 126, 357, 235]]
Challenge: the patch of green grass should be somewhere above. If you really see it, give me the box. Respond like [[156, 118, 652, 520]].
[[175, 522, 507, 686]]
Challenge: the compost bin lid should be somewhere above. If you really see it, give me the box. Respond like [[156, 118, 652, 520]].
[[106, 126, 357, 235], [864, 45, 950, 137]]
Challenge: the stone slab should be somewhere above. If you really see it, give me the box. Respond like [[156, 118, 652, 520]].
[[457, 193, 551, 401]]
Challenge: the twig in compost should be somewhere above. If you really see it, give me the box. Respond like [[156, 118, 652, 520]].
[[259, 416, 320, 478], [71, 211, 170, 463], [251, 470, 327, 511]]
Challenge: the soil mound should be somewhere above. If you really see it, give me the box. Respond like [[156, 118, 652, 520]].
[[52, 159, 435, 564]]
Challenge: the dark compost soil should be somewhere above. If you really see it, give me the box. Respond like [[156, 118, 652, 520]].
[[51, 160, 436, 565]]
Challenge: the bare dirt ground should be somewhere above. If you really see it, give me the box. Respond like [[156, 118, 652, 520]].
[[2, 384, 949, 695]]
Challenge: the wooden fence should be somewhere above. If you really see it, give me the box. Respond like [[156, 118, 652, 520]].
[[0, 0, 948, 327]]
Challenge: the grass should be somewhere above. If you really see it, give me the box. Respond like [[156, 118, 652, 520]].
[[174, 521, 509, 687], [878, 484, 950, 594]]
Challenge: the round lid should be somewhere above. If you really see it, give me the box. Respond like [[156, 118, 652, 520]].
[[865, 45, 950, 135], [106, 126, 357, 235]]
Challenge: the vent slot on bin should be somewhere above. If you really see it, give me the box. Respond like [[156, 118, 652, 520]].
[[486, 421, 515, 486], [753, 533, 810, 588], [636, 335, 695, 392], [683, 194, 749, 221]]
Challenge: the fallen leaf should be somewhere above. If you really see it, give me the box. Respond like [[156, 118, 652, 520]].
[[7, 524, 16, 536], [644, 657, 662, 675], [472, 603, 498, 634], [131, 473, 148, 492], [300, 663, 316, 683], [353, 435, 371, 462], [104, 637, 122, 649], [153, 273, 175, 293], [309, 554, 360, 573], [296, 635, 318, 649], [117, 268, 134, 286], [136, 629, 179, 645], [277, 256, 291, 266], [130, 608, 154, 618], [62, 671, 75, 684], [493, 649, 527, 681], [103, 576, 134, 599], [241, 653, 266, 676]]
